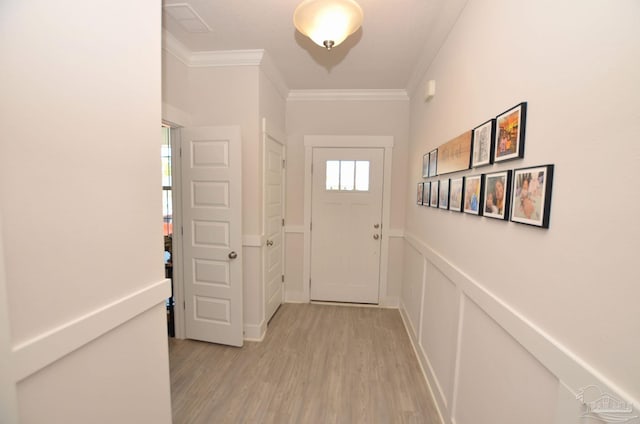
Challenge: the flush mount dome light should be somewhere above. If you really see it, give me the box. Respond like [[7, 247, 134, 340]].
[[293, 0, 363, 50]]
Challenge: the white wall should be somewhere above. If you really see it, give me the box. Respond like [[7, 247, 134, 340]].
[[0, 0, 172, 422], [401, 0, 640, 423], [285, 95, 410, 303]]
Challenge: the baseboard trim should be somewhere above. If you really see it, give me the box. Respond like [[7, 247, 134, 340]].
[[284, 292, 308, 303], [379, 296, 399, 308], [12, 279, 171, 382], [243, 320, 266, 342]]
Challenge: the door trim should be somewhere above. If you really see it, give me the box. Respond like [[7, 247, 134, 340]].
[[302, 135, 394, 304]]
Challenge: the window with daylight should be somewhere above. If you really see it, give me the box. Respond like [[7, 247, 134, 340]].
[[325, 160, 370, 191], [161, 126, 173, 237]]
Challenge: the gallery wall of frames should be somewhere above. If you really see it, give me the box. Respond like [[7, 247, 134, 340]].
[[417, 102, 554, 228]]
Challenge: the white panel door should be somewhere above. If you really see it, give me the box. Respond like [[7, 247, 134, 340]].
[[310, 148, 384, 304], [181, 126, 243, 347], [264, 136, 284, 323]]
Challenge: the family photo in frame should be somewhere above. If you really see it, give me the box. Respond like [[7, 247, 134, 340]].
[[472, 119, 495, 167], [510, 165, 554, 228], [422, 154, 429, 178], [439, 179, 449, 210], [483, 171, 512, 220], [495, 102, 527, 163], [430, 180, 439, 207], [449, 178, 463, 212], [428, 149, 438, 177], [463, 175, 483, 215]]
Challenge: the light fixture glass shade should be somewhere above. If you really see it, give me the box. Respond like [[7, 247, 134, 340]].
[[293, 0, 363, 50]]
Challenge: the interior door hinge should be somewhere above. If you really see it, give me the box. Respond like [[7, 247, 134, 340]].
[[282, 159, 286, 169], [183, 300, 185, 309], [310, 222, 312, 231], [281, 275, 285, 283], [181, 226, 184, 236], [282, 218, 285, 226]]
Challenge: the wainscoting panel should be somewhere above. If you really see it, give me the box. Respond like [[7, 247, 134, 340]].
[[400, 232, 638, 424], [419, 263, 460, 412], [401, 242, 424, 335], [453, 296, 558, 424]]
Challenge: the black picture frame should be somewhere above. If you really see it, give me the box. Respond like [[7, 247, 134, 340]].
[[429, 180, 439, 207], [494, 102, 527, 163], [417, 182, 424, 205], [482, 170, 512, 220], [423, 181, 431, 206], [422, 154, 429, 178], [428, 149, 438, 177], [510, 165, 554, 228], [463, 175, 484, 216], [439, 179, 450, 210], [449, 177, 464, 212], [472, 119, 496, 167]]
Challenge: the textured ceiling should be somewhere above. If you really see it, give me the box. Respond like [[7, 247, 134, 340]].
[[162, 0, 468, 90]]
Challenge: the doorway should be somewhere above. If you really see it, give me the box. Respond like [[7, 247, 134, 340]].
[[161, 125, 175, 336], [310, 148, 384, 303], [302, 135, 394, 305]]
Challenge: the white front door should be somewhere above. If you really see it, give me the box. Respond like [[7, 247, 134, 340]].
[[180, 125, 243, 347], [310, 148, 384, 304], [264, 134, 285, 323]]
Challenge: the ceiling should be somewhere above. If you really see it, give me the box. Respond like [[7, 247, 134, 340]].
[[162, 0, 468, 91]]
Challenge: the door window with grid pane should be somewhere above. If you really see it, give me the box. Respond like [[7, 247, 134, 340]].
[[325, 160, 370, 191]]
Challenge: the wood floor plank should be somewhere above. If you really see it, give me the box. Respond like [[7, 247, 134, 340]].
[[169, 303, 440, 424]]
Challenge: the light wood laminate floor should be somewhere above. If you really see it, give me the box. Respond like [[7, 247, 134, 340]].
[[169, 303, 440, 424]]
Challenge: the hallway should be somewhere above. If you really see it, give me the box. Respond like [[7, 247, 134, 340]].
[[169, 303, 439, 423]]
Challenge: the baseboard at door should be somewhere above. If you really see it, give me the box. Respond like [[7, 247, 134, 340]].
[[379, 296, 399, 308], [284, 291, 308, 303], [243, 320, 266, 342]]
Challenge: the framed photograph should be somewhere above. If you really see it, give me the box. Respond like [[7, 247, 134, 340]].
[[423, 182, 431, 206], [472, 119, 496, 167], [430, 180, 438, 207], [449, 177, 464, 212], [510, 165, 554, 228], [463, 175, 483, 215], [422, 154, 429, 178], [438, 131, 472, 174], [417, 182, 424, 205], [494, 102, 527, 163], [428, 149, 438, 177], [439, 179, 450, 210], [482, 171, 512, 220]]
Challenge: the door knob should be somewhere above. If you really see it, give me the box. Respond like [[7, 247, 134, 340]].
[[373, 223, 380, 229], [266, 240, 274, 247], [228, 251, 238, 259], [373, 234, 380, 240]]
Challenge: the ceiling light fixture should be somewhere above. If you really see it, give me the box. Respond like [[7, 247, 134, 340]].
[[293, 0, 363, 50]]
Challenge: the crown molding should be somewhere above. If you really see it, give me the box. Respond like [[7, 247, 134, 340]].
[[287, 89, 408, 102], [162, 30, 191, 66], [162, 31, 265, 68]]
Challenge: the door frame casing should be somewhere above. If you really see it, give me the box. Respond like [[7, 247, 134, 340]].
[[303, 135, 394, 305]]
